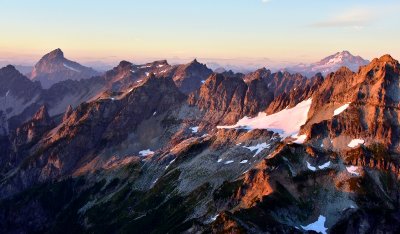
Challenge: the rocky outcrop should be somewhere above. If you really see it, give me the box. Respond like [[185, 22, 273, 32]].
[[304, 55, 400, 150], [286, 50, 369, 77], [172, 59, 213, 94], [13, 105, 55, 146], [190, 71, 322, 125]]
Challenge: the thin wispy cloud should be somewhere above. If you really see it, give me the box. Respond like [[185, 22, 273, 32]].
[[312, 8, 375, 28], [261, 0, 271, 3]]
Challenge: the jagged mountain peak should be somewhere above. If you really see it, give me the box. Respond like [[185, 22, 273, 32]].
[[286, 50, 369, 77], [30, 49, 99, 88], [116, 60, 133, 69], [43, 48, 64, 60], [32, 105, 51, 123], [375, 54, 399, 65]]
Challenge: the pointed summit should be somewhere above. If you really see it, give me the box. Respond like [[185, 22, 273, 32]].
[[378, 54, 398, 64], [45, 48, 64, 60], [172, 59, 213, 94], [62, 105, 73, 122], [32, 105, 51, 123], [286, 50, 369, 77]]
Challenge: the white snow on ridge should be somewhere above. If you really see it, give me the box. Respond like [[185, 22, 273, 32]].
[[139, 149, 154, 157], [243, 143, 270, 157], [348, 139, 364, 148], [224, 160, 234, 165], [301, 215, 328, 234], [334, 103, 351, 116], [217, 99, 312, 138], [63, 63, 81, 72], [240, 160, 248, 164]]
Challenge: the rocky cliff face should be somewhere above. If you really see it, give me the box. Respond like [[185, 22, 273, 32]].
[[172, 59, 213, 94], [303, 55, 400, 152]]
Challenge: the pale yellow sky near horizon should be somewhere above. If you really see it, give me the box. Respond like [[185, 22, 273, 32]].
[[1, 0, 399, 68]]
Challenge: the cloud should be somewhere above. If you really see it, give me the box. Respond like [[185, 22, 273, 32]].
[[261, 0, 271, 3], [312, 8, 375, 28]]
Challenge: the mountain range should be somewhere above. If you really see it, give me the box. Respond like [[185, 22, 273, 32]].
[[1, 49, 399, 234]]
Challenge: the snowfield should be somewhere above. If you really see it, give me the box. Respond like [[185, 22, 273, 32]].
[[243, 143, 270, 157], [139, 149, 154, 156], [292, 134, 307, 144], [333, 102, 351, 116], [301, 215, 328, 234], [217, 99, 312, 139], [348, 139, 364, 148]]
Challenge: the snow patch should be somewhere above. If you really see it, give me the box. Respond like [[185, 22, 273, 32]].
[[201, 80, 206, 84], [346, 166, 360, 176], [63, 63, 80, 72], [153, 111, 157, 116], [292, 134, 307, 144], [307, 161, 331, 171], [217, 99, 312, 139], [348, 139, 364, 148], [190, 126, 199, 133], [224, 160, 234, 165], [243, 143, 270, 157], [217, 159, 223, 163], [165, 159, 176, 169], [139, 149, 154, 157], [240, 160, 248, 164], [5, 90, 10, 97], [334, 103, 351, 116], [301, 215, 328, 234], [306, 162, 317, 171], [209, 214, 219, 222], [318, 161, 331, 170]]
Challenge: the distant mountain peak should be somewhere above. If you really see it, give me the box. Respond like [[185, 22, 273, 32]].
[[286, 50, 369, 77], [30, 49, 99, 88], [32, 105, 51, 123]]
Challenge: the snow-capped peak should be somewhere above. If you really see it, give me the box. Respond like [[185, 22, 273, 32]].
[[285, 51, 369, 77]]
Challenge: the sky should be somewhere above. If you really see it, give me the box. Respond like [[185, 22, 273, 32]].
[[1, 0, 399, 69]]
